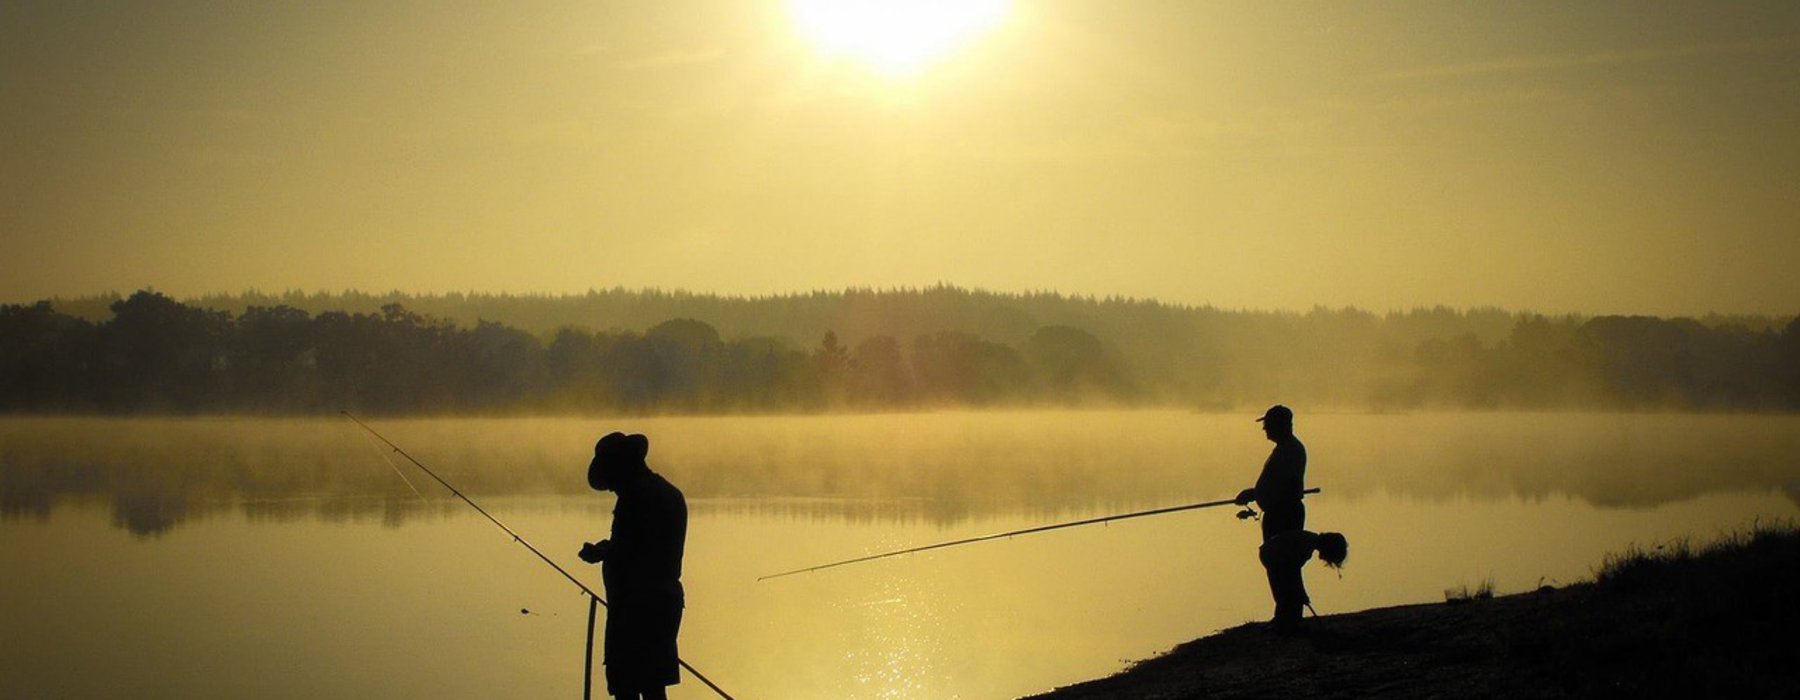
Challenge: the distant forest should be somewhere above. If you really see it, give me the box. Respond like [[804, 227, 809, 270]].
[[4, 287, 1796, 414]]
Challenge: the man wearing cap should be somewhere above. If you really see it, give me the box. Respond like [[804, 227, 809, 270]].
[[1236, 405, 1307, 543], [579, 432, 687, 700], [1236, 405, 1309, 627]]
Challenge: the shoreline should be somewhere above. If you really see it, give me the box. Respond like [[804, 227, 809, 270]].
[[1025, 525, 1799, 699]]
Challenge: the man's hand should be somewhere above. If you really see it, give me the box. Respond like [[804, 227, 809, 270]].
[[578, 539, 612, 564], [1235, 488, 1256, 506]]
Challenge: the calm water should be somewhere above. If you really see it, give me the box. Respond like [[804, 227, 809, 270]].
[[3, 411, 1797, 699]]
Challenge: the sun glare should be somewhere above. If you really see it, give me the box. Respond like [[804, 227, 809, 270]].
[[789, 0, 1011, 77]]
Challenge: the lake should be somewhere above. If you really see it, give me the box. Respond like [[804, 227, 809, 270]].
[[3, 411, 1797, 699]]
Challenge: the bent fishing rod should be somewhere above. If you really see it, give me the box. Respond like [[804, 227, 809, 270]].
[[341, 411, 739, 700], [759, 487, 1322, 581]]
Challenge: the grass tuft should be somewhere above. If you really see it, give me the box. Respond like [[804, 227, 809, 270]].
[[1443, 576, 1495, 603], [1594, 520, 1795, 591]]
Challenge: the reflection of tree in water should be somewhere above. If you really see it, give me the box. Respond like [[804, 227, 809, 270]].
[[3, 413, 1798, 533], [1324, 413, 1800, 510], [2, 488, 52, 521], [234, 494, 445, 529], [0, 417, 487, 533], [103, 493, 448, 535], [111, 491, 190, 537]]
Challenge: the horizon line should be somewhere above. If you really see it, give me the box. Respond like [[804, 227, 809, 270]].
[[15, 284, 1792, 322]]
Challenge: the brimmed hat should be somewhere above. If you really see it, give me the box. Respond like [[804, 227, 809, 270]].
[[588, 432, 649, 490], [1255, 404, 1294, 425]]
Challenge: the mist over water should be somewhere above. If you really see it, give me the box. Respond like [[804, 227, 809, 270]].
[[4, 411, 1795, 532], [4, 410, 1797, 698]]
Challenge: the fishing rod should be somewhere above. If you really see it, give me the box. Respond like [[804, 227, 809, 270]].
[[758, 487, 1322, 581], [341, 411, 739, 700]]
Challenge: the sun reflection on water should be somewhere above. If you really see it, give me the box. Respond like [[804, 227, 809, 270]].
[[838, 541, 950, 698]]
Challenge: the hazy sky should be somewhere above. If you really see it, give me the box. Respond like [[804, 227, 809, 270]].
[[4, 1, 1797, 315]]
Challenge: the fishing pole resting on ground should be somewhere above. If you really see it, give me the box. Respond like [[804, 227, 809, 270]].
[[758, 487, 1323, 581], [341, 411, 739, 700]]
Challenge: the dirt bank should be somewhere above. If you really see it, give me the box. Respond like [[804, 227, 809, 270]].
[[1025, 526, 1799, 699]]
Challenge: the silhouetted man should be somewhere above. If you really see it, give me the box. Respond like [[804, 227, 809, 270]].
[[1236, 404, 1307, 541], [1236, 404, 1308, 624], [579, 432, 687, 700]]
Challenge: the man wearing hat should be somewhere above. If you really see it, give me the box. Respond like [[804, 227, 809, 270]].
[[579, 432, 688, 700], [1236, 405, 1307, 543], [1236, 405, 1309, 627]]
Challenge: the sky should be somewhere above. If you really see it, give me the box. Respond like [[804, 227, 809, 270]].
[[3, 0, 1797, 316]]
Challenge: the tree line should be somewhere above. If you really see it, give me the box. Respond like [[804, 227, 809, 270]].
[[0, 291, 1128, 413], [3, 289, 1796, 414]]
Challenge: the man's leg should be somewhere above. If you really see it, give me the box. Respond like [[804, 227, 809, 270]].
[[1264, 560, 1285, 620], [1271, 563, 1306, 629]]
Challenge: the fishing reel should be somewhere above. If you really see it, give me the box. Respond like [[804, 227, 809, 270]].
[[1235, 506, 1260, 521]]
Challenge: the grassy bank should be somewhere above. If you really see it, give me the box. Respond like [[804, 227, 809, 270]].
[[1027, 523, 1800, 699]]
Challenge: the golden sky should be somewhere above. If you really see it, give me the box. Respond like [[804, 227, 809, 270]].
[[3, 1, 1797, 315]]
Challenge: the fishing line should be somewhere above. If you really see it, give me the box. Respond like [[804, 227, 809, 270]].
[[341, 411, 739, 700], [352, 422, 428, 503]]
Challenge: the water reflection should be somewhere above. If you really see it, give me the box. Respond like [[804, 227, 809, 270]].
[[4, 484, 1797, 699], [110, 491, 192, 536], [2, 412, 1797, 536]]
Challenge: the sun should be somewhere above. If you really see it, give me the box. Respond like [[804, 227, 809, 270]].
[[789, 0, 1012, 77]]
